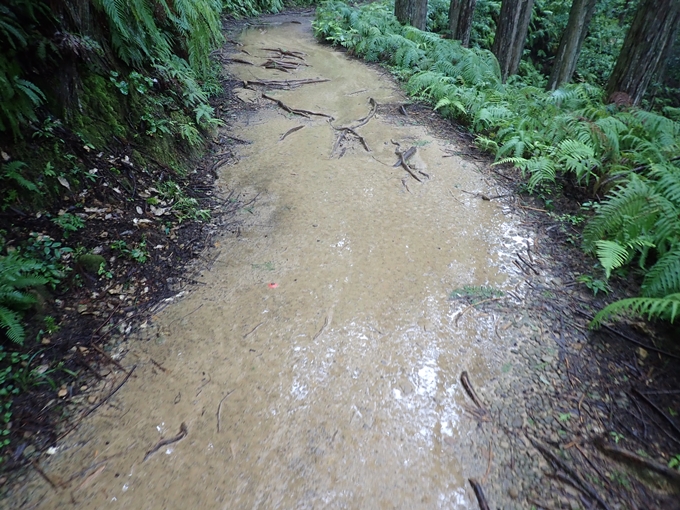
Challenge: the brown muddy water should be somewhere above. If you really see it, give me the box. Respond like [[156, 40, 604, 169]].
[[16, 15, 535, 509]]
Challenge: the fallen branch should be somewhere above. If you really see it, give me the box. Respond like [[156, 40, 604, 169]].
[[594, 438, 680, 487], [32, 460, 58, 490], [460, 371, 488, 412], [528, 436, 610, 510], [631, 387, 680, 438], [468, 478, 490, 510], [280, 125, 305, 141], [143, 422, 188, 462]]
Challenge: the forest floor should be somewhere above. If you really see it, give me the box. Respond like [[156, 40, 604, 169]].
[[4, 10, 680, 510]]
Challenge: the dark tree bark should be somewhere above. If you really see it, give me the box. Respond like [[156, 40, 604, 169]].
[[448, 0, 477, 47], [547, 0, 598, 91], [491, 0, 535, 82], [395, 0, 428, 31], [606, 0, 680, 105]]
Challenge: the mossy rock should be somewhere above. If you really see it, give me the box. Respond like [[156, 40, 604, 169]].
[[78, 253, 106, 273]]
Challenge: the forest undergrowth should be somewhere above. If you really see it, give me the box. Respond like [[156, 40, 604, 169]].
[[313, 0, 680, 326], [0, 0, 297, 470]]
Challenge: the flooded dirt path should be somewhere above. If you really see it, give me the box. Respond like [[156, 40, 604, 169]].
[[18, 15, 540, 509]]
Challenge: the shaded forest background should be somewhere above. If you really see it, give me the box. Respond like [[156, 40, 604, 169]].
[[1, 0, 679, 470]]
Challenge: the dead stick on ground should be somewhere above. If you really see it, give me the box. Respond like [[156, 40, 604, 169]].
[[80, 365, 137, 421], [217, 390, 235, 432], [460, 371, 488, 412], [149, 358, 168, 373], [32, 460, 58, 490], [594, 438, 680, 486], [243, 322, 264, 339], [280, 125, 304, 141], [455, 298, 502, 326], [90, 344, 126, 373], [468, 478, 490, 510], [528, 436, 610, 510], [631, 388, 680, 437], [482, 441, 493, 484], [143, 422, 188, 462]]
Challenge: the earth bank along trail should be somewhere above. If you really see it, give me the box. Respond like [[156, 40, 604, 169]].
[[18, 15, 538, 509]]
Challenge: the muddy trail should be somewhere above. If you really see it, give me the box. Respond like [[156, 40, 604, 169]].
[[10, 12, 680, 510]]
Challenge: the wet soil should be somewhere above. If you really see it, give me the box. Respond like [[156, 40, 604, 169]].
[[7, 12, 680, 510]]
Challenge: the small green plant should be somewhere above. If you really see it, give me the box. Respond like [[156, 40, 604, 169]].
[[669, 454, 680, 471], [577, 274, 611, 296], [111, 238, 149, 263], [98, 262, 113, 279], [156, 180, 210, 222], [21, 233, 72, 288], [610, 431, 625, 444], [51, 213, 85, 238]]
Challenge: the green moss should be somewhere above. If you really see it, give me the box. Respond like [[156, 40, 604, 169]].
[[72, 73, 128, 147]]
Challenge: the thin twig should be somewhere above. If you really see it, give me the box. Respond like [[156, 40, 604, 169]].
[[594, 438, 680, 487], [631, 388, 680, 438], [243, 322, 264, 339], [481, 441, 493, 484], [143, 422, 188, 462], [217, 390, 235, 432], [455, 297, 503, 326], [81, 365, 136, 421], [528, 436, 610, 510], [460, 371, 488, 412], [279, 125, 304, 141], [31, 460, 58, 490]]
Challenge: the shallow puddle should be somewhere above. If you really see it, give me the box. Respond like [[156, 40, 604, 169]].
[[17, 16, 533, 509]]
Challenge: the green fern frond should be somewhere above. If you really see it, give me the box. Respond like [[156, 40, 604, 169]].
[[591, 293, 680, 327], [595, 240, 630, 278], [582, 177, 654, 252], [641, 243, 680, 297], [0, 304, 24, 344]]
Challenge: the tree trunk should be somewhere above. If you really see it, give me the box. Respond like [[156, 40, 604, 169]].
[[546, 0, 597, 91], [491, 0, 535, 82], [448, 0, 477, 47], [606, 0, 680, 105], [395, 0, 429, 31]]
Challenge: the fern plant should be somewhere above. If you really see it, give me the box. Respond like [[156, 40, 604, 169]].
[[0, 252, 47, 345], [0, 1, 50, 137]]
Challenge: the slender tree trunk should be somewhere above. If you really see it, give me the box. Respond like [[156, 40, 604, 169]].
[[491, 0, 535, 82], [448, 0, 477, 47], [546, 0, 597, 91], [395, 0, 428, 31], [606, 0, 680, 105]]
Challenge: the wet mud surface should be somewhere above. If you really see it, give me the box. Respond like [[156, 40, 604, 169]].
[[10, 13, 680, 510]]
